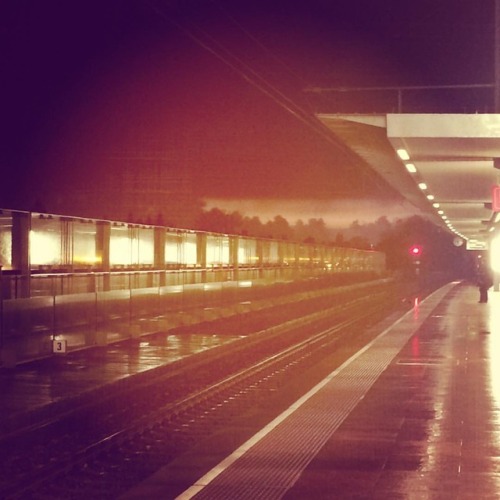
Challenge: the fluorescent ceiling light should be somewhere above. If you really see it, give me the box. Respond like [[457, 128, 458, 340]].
[[397, 149, 410, 160], [405, 163, 417, 173]]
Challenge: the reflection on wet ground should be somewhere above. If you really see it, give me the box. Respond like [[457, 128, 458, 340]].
[[286, 285, 500, 498], [0, 332, 242, 417]]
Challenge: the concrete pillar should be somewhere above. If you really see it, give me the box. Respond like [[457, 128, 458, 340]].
[[12, 211, 31, 298], [197, 233, 207, 268], [197, 232, 207, 283], [96, 221, 110, 291], [154, 226, 166, 286], [230, 235, 239, 281], [256, 239, 264, 278]]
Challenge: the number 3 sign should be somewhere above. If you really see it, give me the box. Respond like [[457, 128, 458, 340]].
[[53, 339, 67, 353]]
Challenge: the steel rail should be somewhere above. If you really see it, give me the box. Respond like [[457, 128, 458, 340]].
[[1, 289, 397, 498]]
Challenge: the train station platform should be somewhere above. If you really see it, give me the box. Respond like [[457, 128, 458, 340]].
[[0, 329, 243, 434], [122, 281, 500, 499]]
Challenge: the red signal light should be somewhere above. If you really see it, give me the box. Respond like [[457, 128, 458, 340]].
[[409, 245, 423, 257]]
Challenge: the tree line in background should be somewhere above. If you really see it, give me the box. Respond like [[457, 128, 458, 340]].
[[30, 199, 475, 278], [194, 207, 333, 245], [193, 207, 474, 278]]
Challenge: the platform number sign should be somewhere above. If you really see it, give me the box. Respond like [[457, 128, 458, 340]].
[[53, 339, 67, 353]]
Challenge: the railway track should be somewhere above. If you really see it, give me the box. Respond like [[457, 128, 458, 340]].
[[0, 282, 414, 499]]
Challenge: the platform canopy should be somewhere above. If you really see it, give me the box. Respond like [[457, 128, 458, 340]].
[[318, 113, 500, 249]]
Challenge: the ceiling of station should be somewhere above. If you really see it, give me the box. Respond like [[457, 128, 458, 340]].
[[318, 113, 500, 250]]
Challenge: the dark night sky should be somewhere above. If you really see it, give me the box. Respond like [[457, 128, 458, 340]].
[[0, 0, 495, 227]]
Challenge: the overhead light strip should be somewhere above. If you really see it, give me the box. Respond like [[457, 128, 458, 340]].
[[397, 149, 410, 161], [393, 145, 456, 236]]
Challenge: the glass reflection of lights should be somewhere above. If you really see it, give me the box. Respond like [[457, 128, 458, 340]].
[[168, 335, 181, 346], [238, 248, 251, 264], [110, 233, 154, 266], [30, 230, 59, 265], [238, 280, 253, 288], [184, 240, 197, 266], [0, 230, 12, 269], [110, 234, 133, 265], [203, 283, 220, 291], [206, 236, 230, 266]]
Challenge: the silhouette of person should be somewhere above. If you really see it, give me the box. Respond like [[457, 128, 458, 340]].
[[477, 265, 493, 303]]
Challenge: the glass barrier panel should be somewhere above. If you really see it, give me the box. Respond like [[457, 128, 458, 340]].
[[206, 234, 230, 266], [74, 220, 97, 268], [165, 231, 197, 267], [136, 227, 154, 266], [0, 211, 13, 270], [30, 216, 62, 267], [238, 237, 257, 266], [183, 233, 197, 266]]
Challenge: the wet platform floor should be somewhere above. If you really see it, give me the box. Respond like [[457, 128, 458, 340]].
[[0, 332, 240, 424], [124, 282, 500, 499], [285, 282, 500, 499]]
